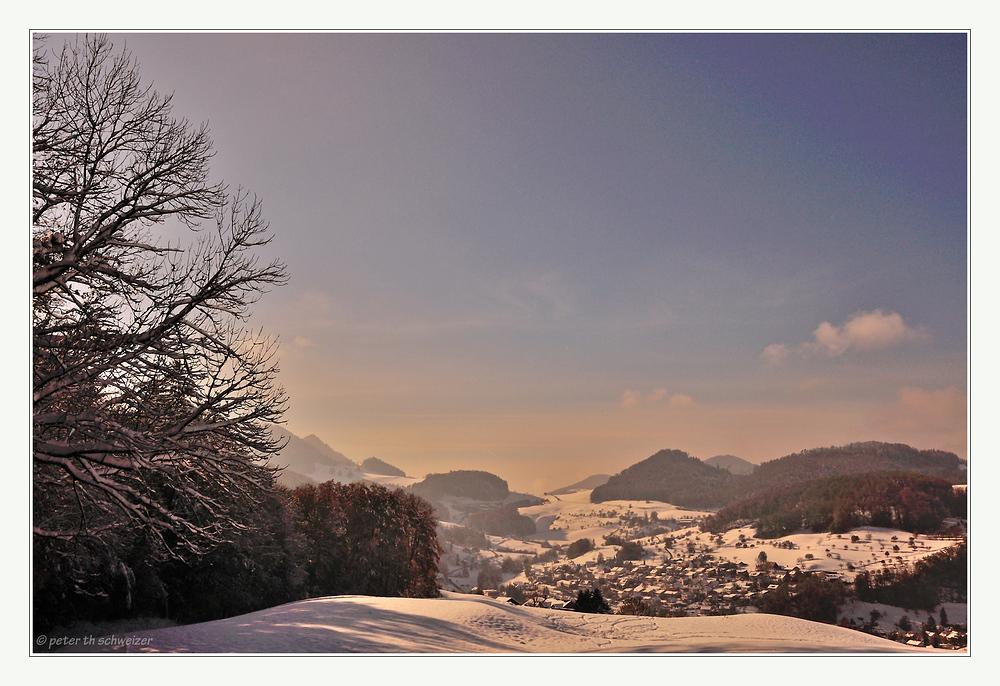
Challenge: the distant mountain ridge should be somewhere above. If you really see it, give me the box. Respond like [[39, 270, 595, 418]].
[[703, 454, 756, 475], [269, 428, 359, 486], [301, 434, 356, 468], [591, 442, 966, 510]]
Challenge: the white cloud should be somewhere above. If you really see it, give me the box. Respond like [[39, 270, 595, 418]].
[[809, 310, 923, 357], [293, 336, 316, 350], [763, 310, 924, 364]]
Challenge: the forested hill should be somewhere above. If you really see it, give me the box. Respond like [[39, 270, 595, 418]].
[[361, 457, 407, 477], [740, 442, 967, 499], [410, 470, 510, 501], [590, 450, 737, 509], [702, 471, 966, 538], [590, 442, 966, 510]]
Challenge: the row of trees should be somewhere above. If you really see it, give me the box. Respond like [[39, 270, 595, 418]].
[[566, 538, 594, 559], [37, 479, 443, 631]]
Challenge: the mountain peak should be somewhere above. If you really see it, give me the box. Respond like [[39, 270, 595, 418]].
[[300, 434, 356, 468]]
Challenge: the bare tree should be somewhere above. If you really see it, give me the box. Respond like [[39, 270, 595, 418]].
[[32, 34, 289, 571]]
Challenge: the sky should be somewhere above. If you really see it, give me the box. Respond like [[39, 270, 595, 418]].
[[73, 32, 968, 493]]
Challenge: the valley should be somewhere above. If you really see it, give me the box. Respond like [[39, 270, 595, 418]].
[[264, 431, 968, 652]]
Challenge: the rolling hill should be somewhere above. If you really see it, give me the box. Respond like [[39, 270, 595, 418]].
[[410, 470, 511, 501], [741, 442, 967, 498], [590, 449, 736, 509], [65, 592, 931, 653]]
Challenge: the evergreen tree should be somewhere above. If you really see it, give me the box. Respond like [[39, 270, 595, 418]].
[[575, 587, 611, 614]]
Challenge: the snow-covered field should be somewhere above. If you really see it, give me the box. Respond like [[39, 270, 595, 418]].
[[518, 490, 712, 543], [66, 592, 934, 654], [495, 489, 961, 574]]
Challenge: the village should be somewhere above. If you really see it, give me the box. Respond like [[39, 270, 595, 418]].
[[436, 490, 968, 651]]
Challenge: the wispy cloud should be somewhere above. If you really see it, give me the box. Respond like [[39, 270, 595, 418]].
[[620, 390, 642, 408], [797, 377, 828, 391], [866, 386, 967, 457], [668, 393, 696, 407], [620, 388, 696, 408], [890, 386, 966, 430], [647, 388, 669, 403], [763, 310, 925, 365], [761, 343, 791, 366]]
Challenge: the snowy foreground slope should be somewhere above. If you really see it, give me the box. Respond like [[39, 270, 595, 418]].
[[72, 592, 933, 654]]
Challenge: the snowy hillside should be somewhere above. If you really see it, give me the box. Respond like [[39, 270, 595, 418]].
[[67, 592, 931, 653]]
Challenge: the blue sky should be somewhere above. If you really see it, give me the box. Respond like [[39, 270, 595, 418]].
[[94, 33, 967, 492]]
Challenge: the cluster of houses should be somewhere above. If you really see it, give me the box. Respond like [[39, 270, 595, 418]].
[[485, 552, 802, 616], [893, 628, 967, 650], [436, 501, 968, 651], [469, 547, 967, 650]]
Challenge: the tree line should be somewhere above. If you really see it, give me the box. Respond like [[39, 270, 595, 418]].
[[36, 479, 442, 632]]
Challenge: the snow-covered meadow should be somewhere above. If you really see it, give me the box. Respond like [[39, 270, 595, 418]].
[[67, 592, 933, 653]]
